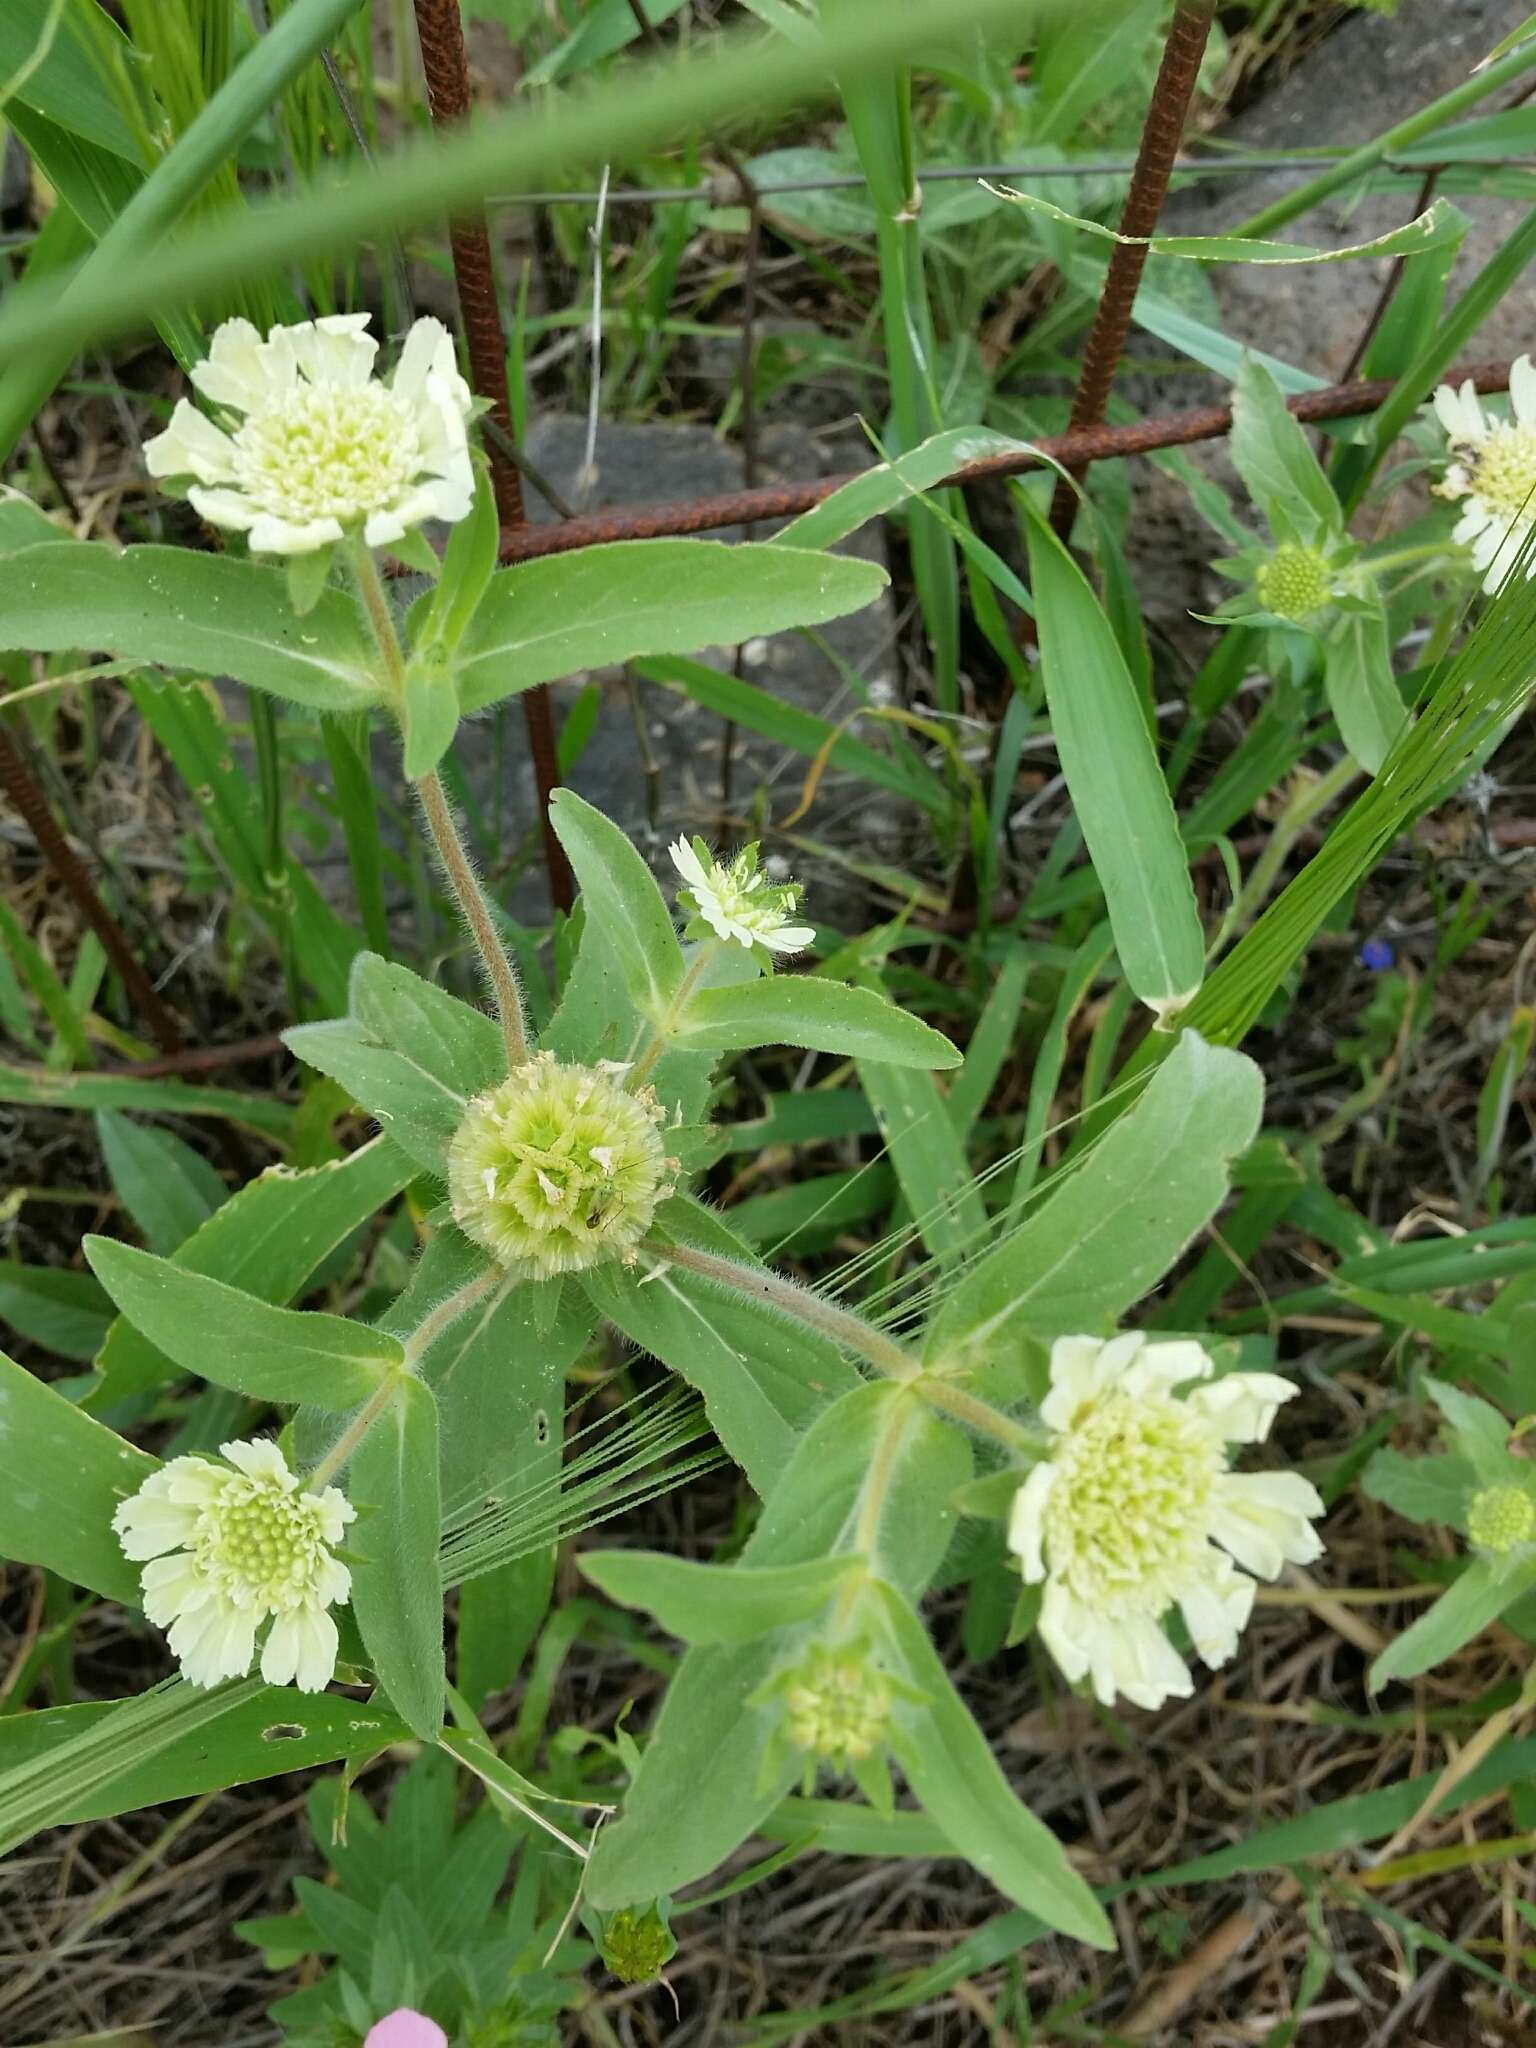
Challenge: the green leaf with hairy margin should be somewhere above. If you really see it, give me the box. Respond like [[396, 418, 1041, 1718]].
[[85, 1237, 402, 1410], [924, 1032, 1262, 1366], [581, 1551, 861, 1643], [0, 545, 382, 710], [1362, 1448, 1476, 1528], [876, 1582, 1112, 1946], [96, 1110, 227, 1255], [548, 788, 684, 1019], [87, 1137, 415, 1409], [1320, 597, 1406, 775], [454, 542, 888, 714], [0, 1682, 411, 1849], [0, 1346, 156, 1602], [678, 976, 960, 1068], [1023, 506, 1205, 1015], [1229, 354, 1342, 546], [348, 1375, 445, 1738], [1369, 1557, 1530, 1691]]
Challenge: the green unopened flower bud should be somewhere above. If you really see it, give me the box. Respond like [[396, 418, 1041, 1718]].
[[447, 1053, 673, 1278], [781, 1643, 891, 1767], [1255, 540, 1334, 621], [1466, 1482, 1536, 1556], [600, 1901, 676, 1984]]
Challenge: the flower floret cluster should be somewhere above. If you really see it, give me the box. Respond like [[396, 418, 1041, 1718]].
[[1432, 355, 1536, 593], [448, 1053, 674, 1279], [669, 837, 814, 956], [113, 1438, 353, 1691], [1008, 1333, 1324, 1710], [144, 313, 474, 556]]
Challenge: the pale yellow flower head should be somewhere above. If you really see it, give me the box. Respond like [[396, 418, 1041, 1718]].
[[144, 313, 474, 556], [113, 1438, 353, 1691], [447, 1053, 673, 1279], [1007, 1333, 1324, 1710], [1432, 357, 1536, 594]]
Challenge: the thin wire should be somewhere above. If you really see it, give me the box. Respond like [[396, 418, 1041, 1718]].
[[487, 153, 1535, 209]]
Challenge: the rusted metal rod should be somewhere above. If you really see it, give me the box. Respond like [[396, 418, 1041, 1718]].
[[1048, 2, 1214, 535], [410, 0, 575, 912], [1049, 0, 1214, 538], [497, 358, 1514, 563], [0, 719, 183, 1053]]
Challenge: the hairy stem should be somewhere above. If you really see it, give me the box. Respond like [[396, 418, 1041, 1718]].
[[310, 1373, 401, 1489], [403, 1266, 503, 1367], [650, 1238, 918, 1382], [417, 770, 529, 1069], [915, 1377, 1050, 1457], [346, 537, 407, 698]]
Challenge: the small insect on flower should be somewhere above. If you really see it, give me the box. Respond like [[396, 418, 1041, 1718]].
[[669, 836, 815, 956], [1432, 356, 1536, 593], [1007, 1333, 1325, 1711], [143, 313, 474, 555], [448, 1053, 674, 1279], [113, 1439, 353, 1692]]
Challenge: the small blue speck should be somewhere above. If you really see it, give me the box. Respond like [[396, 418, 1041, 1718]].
[[1360, 938, 1395, 971]]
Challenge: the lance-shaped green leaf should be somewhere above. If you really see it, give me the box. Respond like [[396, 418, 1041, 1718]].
[[96, 1110, 227, 1256], [1362, 1448, 1476, 1528], [84, 1237, 402, 1411], [586, 1198, 862, 1493], [286, 954, 504, 1173], [778, 429, 1027, 552], [1023, 507, 1205, 1017], [0, 1682, 412, 1848], [0, 1266, 114, 1362], [924, 1032, 1262, 1366], [0, 545, 382, 710], [88, 1136, 415, 1409], [1229, 354, 1342, 547], [454, 541, 888, 714], [581, 1551, 861, 1644], [857, 1056, 985, 1269], [1320, 598, 1407, 776], [548, 788, 684, 1019], [0, 1346, 156, 1603], [875, 1582, 1112, 1947], [348, 1374, 445, 1739], [676, 975, 960, 1068], [1369, 1557, 1530, 1692]]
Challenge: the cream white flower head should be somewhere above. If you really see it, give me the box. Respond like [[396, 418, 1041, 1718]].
[[1432, 356, 1536, 594], [669, 836, 815, 955], [1007, 1333, 1324, 1711], [113, 1437, 354, 1691], [144, 313, 475, 556]]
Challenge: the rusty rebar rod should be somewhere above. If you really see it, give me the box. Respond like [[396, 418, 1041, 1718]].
[[409, 0, 575, 912], [0, 719, 183, 1053], [496, 357, 1514, 563], [1049, 0, 1214, 538]]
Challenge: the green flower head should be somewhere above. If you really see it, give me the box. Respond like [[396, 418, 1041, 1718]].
[[1255, 539, 1336, 622], [447, 1054, 674, 1279], [1466, 1482, 1536, 1557]]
